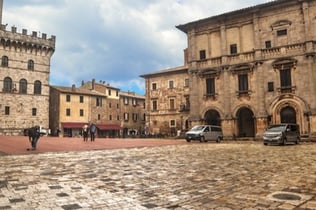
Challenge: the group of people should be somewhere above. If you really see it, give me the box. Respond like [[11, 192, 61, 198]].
[[82, 123, 97, 142]]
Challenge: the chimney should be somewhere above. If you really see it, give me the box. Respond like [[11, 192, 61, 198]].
[[71, 84, 76, 91], [91, 79, 95, 90]]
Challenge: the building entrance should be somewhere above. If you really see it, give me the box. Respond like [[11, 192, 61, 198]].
[[204, 110, 221, 126], [280, 106, 296, 123], [237, 107, 255, 137]]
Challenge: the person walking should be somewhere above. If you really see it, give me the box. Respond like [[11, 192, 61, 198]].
[[82, 124, 89, 141], [27, 126, 41, 150], [90, 123, 97, 141]]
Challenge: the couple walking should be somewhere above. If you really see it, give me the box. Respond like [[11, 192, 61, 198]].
[[82, 123, 97, 142]]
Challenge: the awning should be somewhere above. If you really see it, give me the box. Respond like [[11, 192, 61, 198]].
[[61, 122, 87, 129], [97, 124, 121, 130]]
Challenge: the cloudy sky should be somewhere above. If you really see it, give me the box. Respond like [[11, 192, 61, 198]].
[[3, 0, 269, 95]]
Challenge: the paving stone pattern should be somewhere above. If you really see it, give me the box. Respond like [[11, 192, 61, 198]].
[[0, 142, 316, 209]]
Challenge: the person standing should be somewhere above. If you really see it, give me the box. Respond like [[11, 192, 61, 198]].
[[82, 124, 89, 141], [90, 123, 97, 141]]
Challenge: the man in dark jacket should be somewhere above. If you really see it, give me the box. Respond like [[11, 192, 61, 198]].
[[27, 126, 41, 150]]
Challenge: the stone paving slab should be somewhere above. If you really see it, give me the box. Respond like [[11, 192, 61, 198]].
[[0, 142, 316, 209]]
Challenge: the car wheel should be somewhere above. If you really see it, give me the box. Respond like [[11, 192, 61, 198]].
[[200, 136, 204, 142], [295, 137, 300, 144], [281, 137, 287, 146], [186, 139, 191, 142], [263, 142, 268, 146], [216, 136, 222, 143]]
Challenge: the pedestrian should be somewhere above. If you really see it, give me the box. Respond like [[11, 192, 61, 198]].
[[82, 124, 89, 141], [27, 126, 41, 150], [90, 123, 97, 141]]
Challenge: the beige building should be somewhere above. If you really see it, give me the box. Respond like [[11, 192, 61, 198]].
[[141, 57, 190, 137], [0, 0, 55, 135], [119, 91, 146, 137], [143, 0, 316, 139], [80, 79, 121, 137]]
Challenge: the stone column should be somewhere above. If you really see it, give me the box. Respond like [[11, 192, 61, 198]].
[[255, 62, 268, 138], [0, 0, 3, 25]]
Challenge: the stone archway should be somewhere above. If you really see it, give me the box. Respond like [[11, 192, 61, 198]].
[[280, 106, 296, 124], [236, 107, 255, 137], [204, 109, 221, 126]]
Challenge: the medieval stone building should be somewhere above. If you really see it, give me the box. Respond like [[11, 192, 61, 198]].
[[142, 0, 316, 139], [0, 0, 55, 135]]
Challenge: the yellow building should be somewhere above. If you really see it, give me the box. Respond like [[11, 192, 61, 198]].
[[142, 0, 316, 139], [50, 85, 107, 137]]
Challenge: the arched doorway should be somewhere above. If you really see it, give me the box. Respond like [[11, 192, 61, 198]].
[[280, 106, 296, 123], [204, 110, 221, 126], [237, 107, 255, 137]]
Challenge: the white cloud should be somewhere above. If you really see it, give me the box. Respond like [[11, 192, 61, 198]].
[[2, 0, 269, 94]]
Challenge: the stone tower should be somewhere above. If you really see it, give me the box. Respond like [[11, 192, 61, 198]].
[[0, 1, 56, 135]]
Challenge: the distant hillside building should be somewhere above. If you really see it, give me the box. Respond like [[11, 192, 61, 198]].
[[142, 0, 316, 138], [0, 0, 55, 135]]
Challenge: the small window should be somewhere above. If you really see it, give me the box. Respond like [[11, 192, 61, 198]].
[[265, 41, 271, 49], [238, 74, 248, 93], [206, 78, 215, 96], [98, 114, 101, 120], [66, 108, 71, 116], [28, 60, 34, 70], [32, 108, 37, 116], [169, 98, 175, 110], [66, 95, 71, 102], [132, 98, 137, 106], [34, 80, 42, 95], [109, 102, 112, 108], [230, 44, 237, 54], [80, 109, 84, 116], [169, 80, 174, 89], [133, 113, 138, 121], [79, 96, 84, 103], [109, 115, 112, 120], [199, 50, 206, 60], [152, 100, 157, 111], [19, 79, 27, 94], [184, 78, 189, 87], [170, 120, 176, 127], [108, 89, 111, 96], [277, 29, 287, 36], [5, 106, 10, 115], [152, 83, 157, 90], [3, 77, 13, 92], [124, 97, 129, 105], [1, 56, 8, 67], [268, 82, 274, 92], [124, 113, 129, 121], [96, 97, 102, 106]]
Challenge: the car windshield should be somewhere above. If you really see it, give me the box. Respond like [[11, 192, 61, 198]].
[[190, 125, 205, 131], [266, 124, 287, 131]]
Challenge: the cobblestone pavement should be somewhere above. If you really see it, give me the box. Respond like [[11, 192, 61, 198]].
[[0, 142, 316, 210]]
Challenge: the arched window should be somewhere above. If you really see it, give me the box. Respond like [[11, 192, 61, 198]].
[[27, 60, 34, 70], [19, 79, 27, 94], [3, 77, 13, 92], [1, 56, 8, 67], [34, 80, 42, 95]]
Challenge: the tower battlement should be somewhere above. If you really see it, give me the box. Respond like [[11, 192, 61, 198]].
[[0, 24, 55, 49]]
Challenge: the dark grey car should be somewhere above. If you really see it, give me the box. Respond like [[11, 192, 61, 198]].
[[263, 123, 300, 145]]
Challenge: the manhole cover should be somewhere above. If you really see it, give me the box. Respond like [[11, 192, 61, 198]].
[[272, 193, 301, 200], [267, 191, 312, 205]]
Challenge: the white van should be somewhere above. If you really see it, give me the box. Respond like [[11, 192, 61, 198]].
[[185, 125, 223, 142]]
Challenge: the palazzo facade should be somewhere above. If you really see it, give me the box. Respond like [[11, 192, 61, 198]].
[[142, 0, 316, 139]]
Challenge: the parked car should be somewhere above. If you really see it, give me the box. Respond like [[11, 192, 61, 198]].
[[263, 123, 300, 146], [185, 125, 223, 142]]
